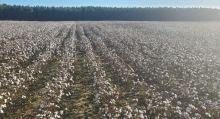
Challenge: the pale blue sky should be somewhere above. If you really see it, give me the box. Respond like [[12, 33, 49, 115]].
[[1, 0, 220, 8]]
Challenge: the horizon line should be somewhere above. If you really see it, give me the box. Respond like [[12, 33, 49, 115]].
[[1, 3, 220, 10]]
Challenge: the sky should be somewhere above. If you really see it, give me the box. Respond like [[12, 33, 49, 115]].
[[1, 0, 220, 8]]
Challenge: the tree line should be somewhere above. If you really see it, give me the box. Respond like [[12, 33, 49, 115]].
[[1, 4, 220, 21]]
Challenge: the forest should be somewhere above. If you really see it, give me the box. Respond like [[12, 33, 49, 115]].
[[1, 4, 220, 21]]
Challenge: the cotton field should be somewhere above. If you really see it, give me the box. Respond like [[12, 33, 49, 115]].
[[0, 21, 220, 119]]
